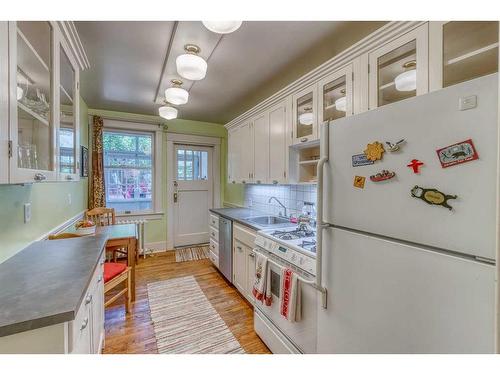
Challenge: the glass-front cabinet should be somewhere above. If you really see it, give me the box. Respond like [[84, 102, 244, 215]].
[[318, 64, 353, 124], [368, 24, 428, 109], [58, 41, 80, 181], [6, 21, 80, 183], [292, 84, 317, 145], [429, 21, 499, 91]]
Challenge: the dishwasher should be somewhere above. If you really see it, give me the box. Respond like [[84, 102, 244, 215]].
[[218, 217, 233, 283]]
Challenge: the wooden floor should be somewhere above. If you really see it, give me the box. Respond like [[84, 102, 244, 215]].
[[103, 251, 271, 354]]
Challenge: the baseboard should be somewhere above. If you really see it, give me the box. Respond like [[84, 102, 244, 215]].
[[145, 241, 169, 253]]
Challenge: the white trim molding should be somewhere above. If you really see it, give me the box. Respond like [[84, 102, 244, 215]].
[[225, 21, 426, 130], [56, 21, 90, 71], [145, 241, 169, 253], [40, 210, 86, 240], [166, 133, 222, 250]]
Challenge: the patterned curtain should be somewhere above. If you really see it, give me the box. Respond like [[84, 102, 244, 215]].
[[89, 116, 106, 209]]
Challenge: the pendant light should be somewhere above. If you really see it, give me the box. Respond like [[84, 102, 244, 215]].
[[176, 44, 207, 81], [164, 79, 189, 105], [334, 88, 347, 112], [202, 21, 242, 34], [395, 60, 417, 92], [159, 105, 178, 120]]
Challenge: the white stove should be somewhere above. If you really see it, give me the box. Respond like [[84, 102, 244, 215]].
[[255, 224, 317, 275]]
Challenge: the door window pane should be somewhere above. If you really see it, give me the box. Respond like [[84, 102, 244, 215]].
[[377, 39, 417, 107], [59, 48, 75, 174], [323, 75, 347, 122], [103, 131, 153, 213], [443, 21, 498, 87], [16, 21, 53, 171], [296, 92, 314, 139], [176, 148, 209, 181]]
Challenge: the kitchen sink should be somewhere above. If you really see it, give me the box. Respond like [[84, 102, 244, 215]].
[[245, 215, 291, 226]]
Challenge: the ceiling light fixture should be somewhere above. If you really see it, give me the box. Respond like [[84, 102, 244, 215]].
[[164, 79, 189, 105], [176, 44, 207, 81], [395, 60, 417, 92], [334, 89, 347, 112], [202, 21, 242, 34], [298, 108, 314, 126], [159, 105, 178, 120]]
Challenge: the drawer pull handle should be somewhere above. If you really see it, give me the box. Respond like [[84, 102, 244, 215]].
[[272, 180, 278, 185], [300, 137, 308, 143], [97, 275, 102, 283], [81, 317, 89, 330], [85, 294, 92, 305], [236, 246, 242, 251], [249, 253, 255, 258], [34, 173, 47, 181]]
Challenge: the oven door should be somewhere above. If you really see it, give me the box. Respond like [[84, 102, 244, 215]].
[[253, 249, 318, 353]]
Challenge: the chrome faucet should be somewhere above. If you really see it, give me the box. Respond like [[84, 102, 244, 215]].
[[268, 196, 287, 218]]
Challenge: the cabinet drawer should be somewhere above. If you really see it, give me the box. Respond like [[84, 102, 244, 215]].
[[208, 250, 219, 268], [209, 213, 219, 230], [209, 227, 219, 242], [209, 238, 219, 256], [233, 223, 257, 248], [70, 290, 92, 354]]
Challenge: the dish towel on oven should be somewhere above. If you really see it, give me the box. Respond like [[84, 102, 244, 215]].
[[280, 268, 302, 322], [252, 252, 272, 306]]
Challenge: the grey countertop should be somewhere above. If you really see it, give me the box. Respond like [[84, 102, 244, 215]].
[[0, 234, 108, 337], [209, 207, 295, 231]]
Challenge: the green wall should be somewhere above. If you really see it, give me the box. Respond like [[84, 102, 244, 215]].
[[0, 98, 90, 264], [88, 109, 244, 246]]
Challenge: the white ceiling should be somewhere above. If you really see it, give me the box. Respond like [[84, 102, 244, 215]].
[[76, 21, 384, 124]]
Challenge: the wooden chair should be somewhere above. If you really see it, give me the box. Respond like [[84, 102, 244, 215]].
[[85, 207, 134, 263], [48, 232, 131, 313]]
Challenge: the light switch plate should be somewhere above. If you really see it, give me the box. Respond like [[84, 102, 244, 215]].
[[459, 95, 477, 111], [24, 203, 31, 223]]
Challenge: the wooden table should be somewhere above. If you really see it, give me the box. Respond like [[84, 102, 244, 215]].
[[96, 224, 138, 301]]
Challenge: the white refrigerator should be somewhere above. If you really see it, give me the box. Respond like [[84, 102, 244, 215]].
[[317, 74, 498, 353]]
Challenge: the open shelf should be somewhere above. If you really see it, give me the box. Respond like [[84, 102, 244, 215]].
[[18, 101, 49, 126], [289, 142, 320, 184]]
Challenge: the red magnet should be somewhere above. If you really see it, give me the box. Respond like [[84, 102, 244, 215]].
[[407, 159, 424, 174]]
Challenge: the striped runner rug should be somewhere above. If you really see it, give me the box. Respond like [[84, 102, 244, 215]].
[[147, 276, 245, 354], [175, 245, 209, 262]]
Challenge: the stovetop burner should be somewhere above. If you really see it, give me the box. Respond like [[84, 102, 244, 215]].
[[270, 227, 316, 241]]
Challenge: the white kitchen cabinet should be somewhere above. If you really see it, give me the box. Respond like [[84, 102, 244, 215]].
[[268, 100, 290, 185], [245, 247, 256, 303], [252, 112, 269, 184], [233, 238, 247, 295], [368, 23, 428, 110], [227, 122, 253, 184], [233, 223, 257, 305], [208, 212, 219, 268], [1, 21, 82, 184], [318, 64, 354, 123], [429, 21, 498, 91], [292, 83, 318, 145]]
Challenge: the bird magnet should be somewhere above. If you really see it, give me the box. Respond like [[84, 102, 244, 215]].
[[436, 139, 478, 168], [410, 186, 457, 211], [364, 142, 385, 161], [386, 139, 406, 152], [407, 159, 424, 174], [353, 176, 366, 189]]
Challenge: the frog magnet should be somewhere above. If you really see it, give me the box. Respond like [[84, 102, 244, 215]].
[[410, 185, 457, 211]]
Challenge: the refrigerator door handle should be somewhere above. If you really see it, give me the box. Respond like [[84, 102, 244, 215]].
[[315, 121, 330, 309]]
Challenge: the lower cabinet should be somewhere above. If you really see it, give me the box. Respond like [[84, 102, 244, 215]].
[[232, 223, 257, 305]]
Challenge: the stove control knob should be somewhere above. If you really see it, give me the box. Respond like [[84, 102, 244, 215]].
[[299, 257, 305, 265]]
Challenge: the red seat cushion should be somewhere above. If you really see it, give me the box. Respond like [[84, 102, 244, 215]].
[[103, 262, 127, 283]]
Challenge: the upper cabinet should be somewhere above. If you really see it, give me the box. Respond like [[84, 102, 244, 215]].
[[292, 83, 318, 145], [227, 122, 253, 184], [318, 64, 354, 124], [368, 24, 428, 109], [1, 21, 82, 184], [268, 100, 289, 185], [252, 112, 269, 184], [429, 21, 499, 91], [0, 22, 9, 184]]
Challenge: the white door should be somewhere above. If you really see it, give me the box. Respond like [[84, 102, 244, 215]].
[[173, 144, 213, 247]]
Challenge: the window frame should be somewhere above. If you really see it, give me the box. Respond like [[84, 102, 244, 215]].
[[102, 119, 163, 217]]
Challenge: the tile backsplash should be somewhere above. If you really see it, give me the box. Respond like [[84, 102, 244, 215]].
[[244, 184, 317, 218]]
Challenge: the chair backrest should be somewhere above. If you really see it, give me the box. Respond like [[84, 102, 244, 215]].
[[48, 233, 82, 240], [85, 207, 116, 227]]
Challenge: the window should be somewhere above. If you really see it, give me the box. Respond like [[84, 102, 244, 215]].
[[176, 148, 208, 181], [103, 130, 153, 213], [59, 127, 75, 174]]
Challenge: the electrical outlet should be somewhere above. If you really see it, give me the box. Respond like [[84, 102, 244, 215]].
[[24, 203, 31, 224], [459, 95, 477, 111], [67, 193, 72, 206]]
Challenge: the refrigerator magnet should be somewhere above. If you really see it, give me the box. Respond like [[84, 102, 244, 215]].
[[364, 142, 385, 161], [436, 139, 479, 168], [407, 159, 424, 174], [353, 176, 366, 189], [385, 139, 406, 152], [370, 170, 396, 182], [352, 153, 374, 167], [410, 185, 457, 211]]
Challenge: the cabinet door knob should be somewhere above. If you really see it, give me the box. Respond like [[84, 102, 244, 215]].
[[85, 294, 93, 305], [34, 173, 47, 181], [249, 252, 255, 258], [65, 175, 74, 181], [236, 246, 242, 251], [97, 275, 102, 283], [80, 317, 89, 330], [272, 180, 278, 184], [300, 137, 308, 143]]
